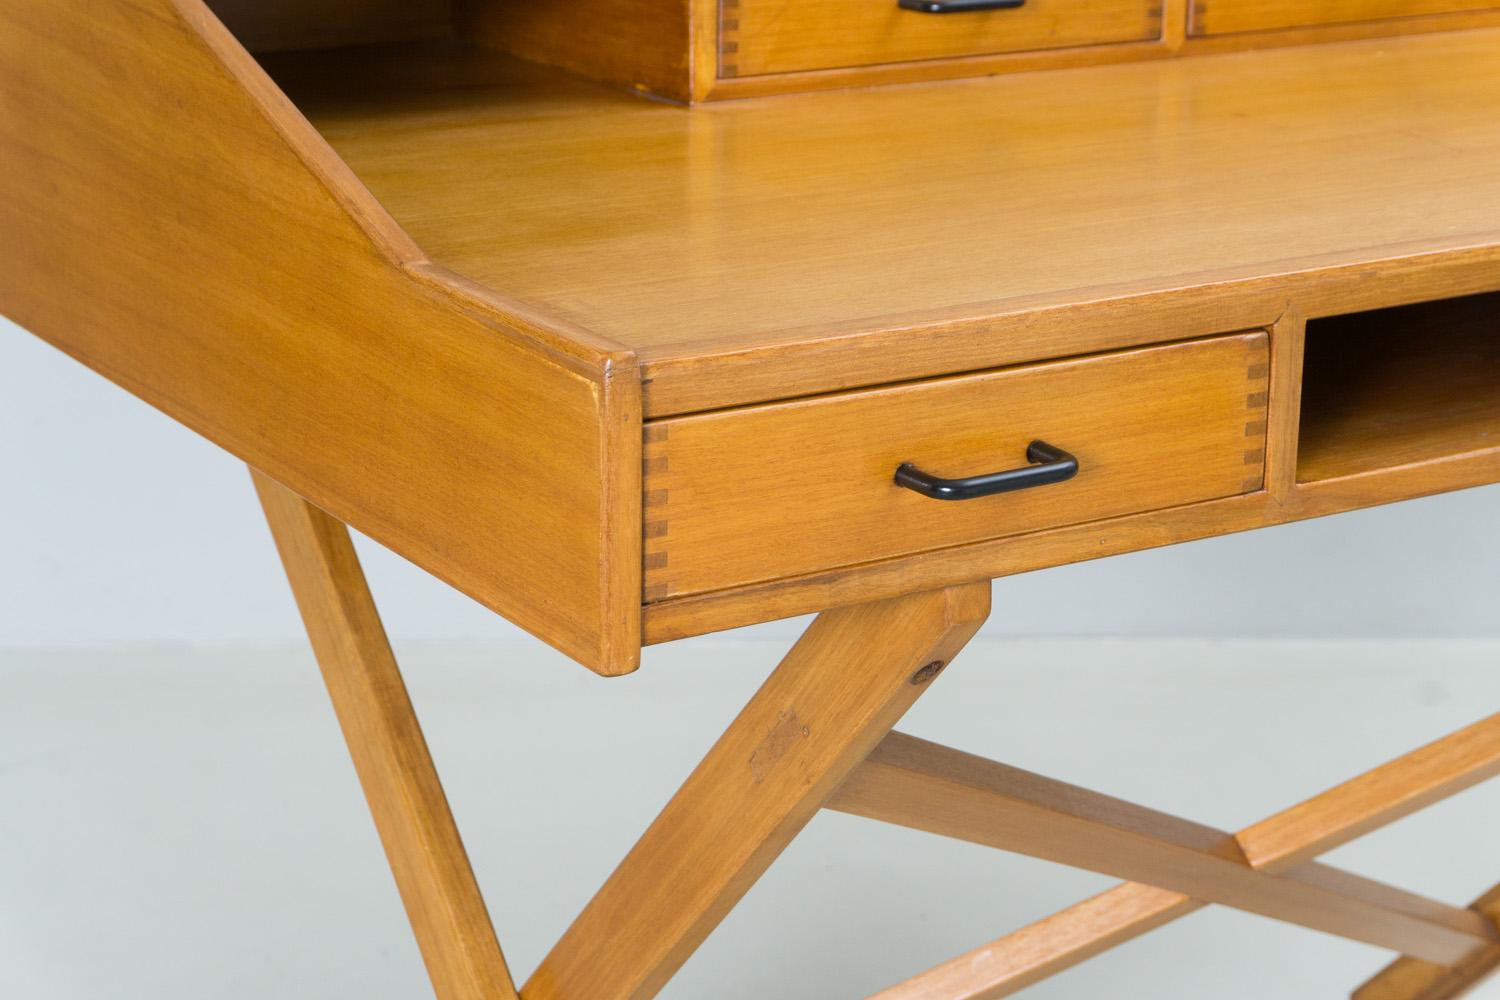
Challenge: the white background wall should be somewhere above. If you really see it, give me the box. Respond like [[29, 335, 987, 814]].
[[5, 314, 1499, 648]]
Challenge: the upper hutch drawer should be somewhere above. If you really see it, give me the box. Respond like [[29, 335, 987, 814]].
[[1190, 0, 1500, 35], [720, 0, 1163, 77]]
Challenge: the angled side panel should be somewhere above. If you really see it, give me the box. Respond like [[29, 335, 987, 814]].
[[0, 0, 641, 673]]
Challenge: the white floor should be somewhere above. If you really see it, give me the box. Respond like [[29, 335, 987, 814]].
[[3, 638, 1499, 1000]]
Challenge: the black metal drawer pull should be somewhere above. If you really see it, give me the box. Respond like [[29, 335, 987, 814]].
[[894, 440, 1078, 501], [898, 0, 1025, 13]]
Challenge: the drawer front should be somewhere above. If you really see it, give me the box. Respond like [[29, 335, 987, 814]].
[[1190, 0, 1500, 35], [643, 333, 1269, 601], [721, 0, 1163, 77]]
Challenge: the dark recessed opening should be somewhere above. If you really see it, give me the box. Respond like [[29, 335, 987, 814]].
[[1298, 291, 1500, 483]]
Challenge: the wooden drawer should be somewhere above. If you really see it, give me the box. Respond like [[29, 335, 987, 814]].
[[720, 0, 1164, 78], [643, 333, 1269, 601], [1190, 0, 1500, 36]]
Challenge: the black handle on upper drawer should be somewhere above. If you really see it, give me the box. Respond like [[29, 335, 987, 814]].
[[894, 441, 1078, 501], [898, 0, 1024, 12]]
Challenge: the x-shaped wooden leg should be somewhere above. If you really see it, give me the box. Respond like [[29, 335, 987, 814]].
[[258, 468, 992, 1000], [525, 581, 992, 1000], [258, 468, 1500, 1000]]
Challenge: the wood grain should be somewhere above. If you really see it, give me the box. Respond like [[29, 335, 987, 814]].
[[457, 0, 693, 102], [873, 883, 1202, 1000], [1298, 293, 1500, 483], [644, 444, 1500, 644], [1193, 0, 1500, 36], [1179, 6, 1500, 54], [206, 0, 452, 51], [253, 470, 518, 1000], [0, 0, 642, 674], [264, 31, 1500, 415], [1240, 712, 1500, 871], [1355, 885, 1500, 1000], [829, 732, 1498, 964], [874, 708, 1500, 999], [645, 334, 1268, 599], [724, 0, 1161, 77], [705, 6, 1500, 99], [708, 35, 1176, 100], [526, 583, 991, 1000], [1265, 308, 1308, 500], [870, 882, 1198, 1000]]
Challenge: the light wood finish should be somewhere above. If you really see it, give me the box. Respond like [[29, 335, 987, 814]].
[[196, 0, 1500, 101], [252, 470, 518, 1000], [526, 583, 991, 1000], [12, 0, 1500, 994], [1298, 293, 1500, 483], [829, 732, 1498, 963], [205, 0, 452, 51], [722, 0, 1161, 78], [708, 34, 1175, 99], [706, 6, 1500, 99], [1178, 7, 1500, 55], [643, 445, 1500, 644], [0, 0, 642, 674], [1239, 711, 1500, 870], [1356, 885, 1500, 1000], [265, 31, 1500, 417], [690, 0, 720, 98], [878, 708, 1500, 998], [1264, 309, 1308, 500], [1193, 0, 1500, 36], [456, 0, 693, 102], [10, 0, 1500, 650], [645, 334, 1268, 600], [870, 883, 1197, 1000]]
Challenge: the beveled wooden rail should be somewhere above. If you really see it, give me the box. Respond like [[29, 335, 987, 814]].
[[831, 734, 1493, 963], [1357, 884, 1500, 1000], [856, 717, 1500, 999]]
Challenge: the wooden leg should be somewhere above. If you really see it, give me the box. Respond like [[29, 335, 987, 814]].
[[526, 582, 992, 1000], [870, 707, 1500, 999], [253, 470, 519, 1000], [1354, 885, 1500, 1000], [868, 882, 1201, 1000], [251, 466, 1500, 1000], [830, 733, 1496, 963]]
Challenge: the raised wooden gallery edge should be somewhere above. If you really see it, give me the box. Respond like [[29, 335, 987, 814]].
[[265, 29, 1500, 416]]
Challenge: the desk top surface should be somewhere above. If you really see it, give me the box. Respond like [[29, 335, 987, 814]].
[[271, 29, 1500, 379]]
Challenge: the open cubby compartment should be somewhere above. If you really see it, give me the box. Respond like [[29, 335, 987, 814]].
[[206, 0, 693, 102], [1297, 292, 1500, 483]]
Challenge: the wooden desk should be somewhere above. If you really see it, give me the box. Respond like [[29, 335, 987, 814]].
[[4, 2, 1500, 997]]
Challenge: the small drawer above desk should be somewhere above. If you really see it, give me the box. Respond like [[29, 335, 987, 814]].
[[1190, 0, 1500, 36], [643, 333, 1269, 601], [720, 0, 1163, 78]]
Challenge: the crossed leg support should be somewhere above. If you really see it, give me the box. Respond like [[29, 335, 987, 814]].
[[868, 710, 1500, 1000], [254, 469, 1500, 1000], [1354, 884, 1500, 1000], [254, 472, 520, 1000]]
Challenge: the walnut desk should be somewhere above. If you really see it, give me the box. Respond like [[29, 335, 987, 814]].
[[5, 2, 1500, 997]]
